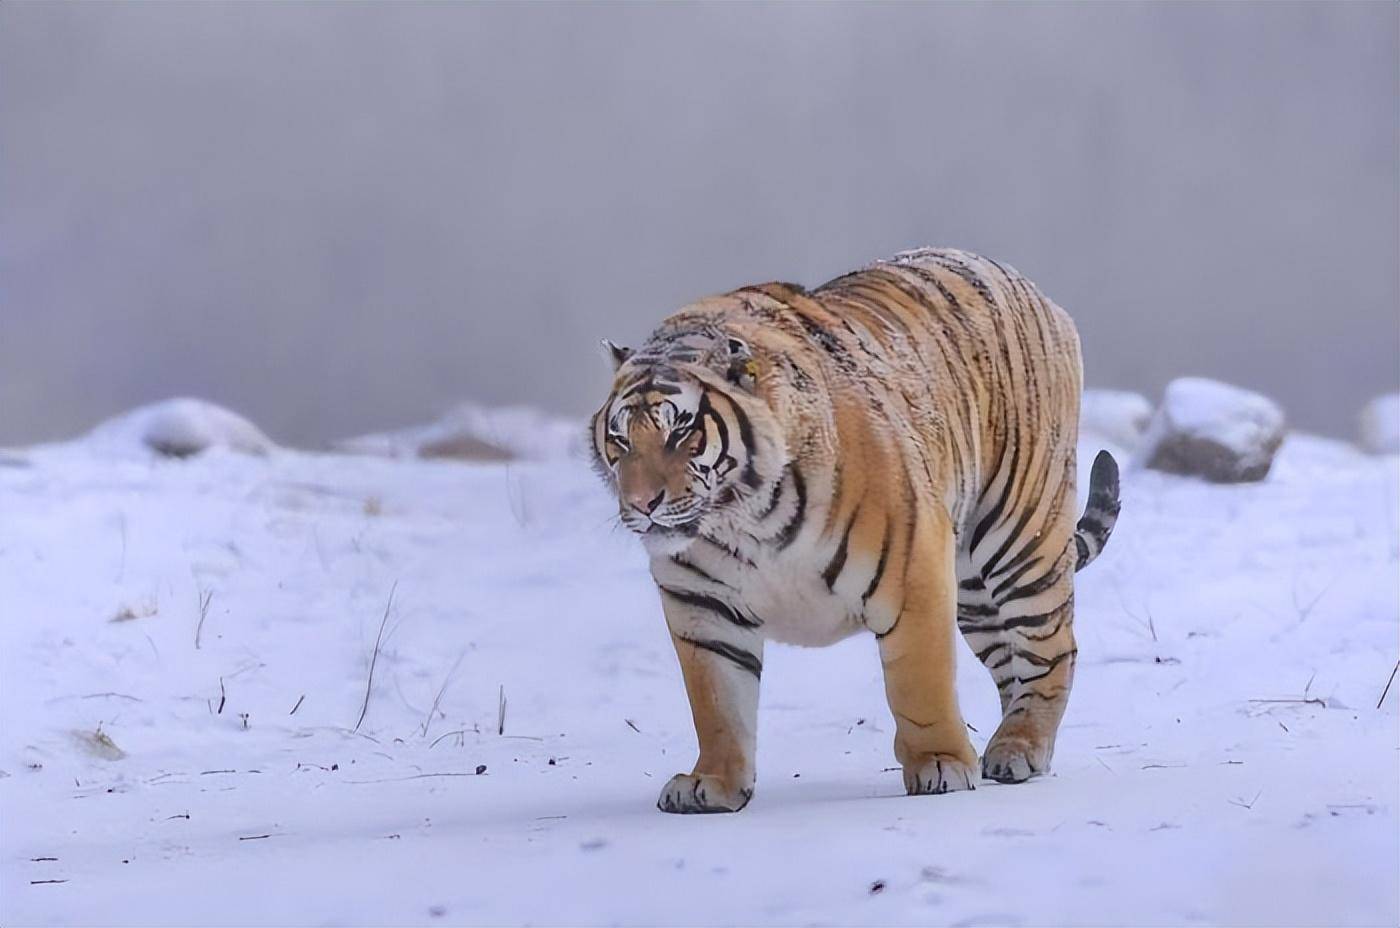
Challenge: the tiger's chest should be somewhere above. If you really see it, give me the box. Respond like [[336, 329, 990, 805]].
[[653, 524, 867, 648]]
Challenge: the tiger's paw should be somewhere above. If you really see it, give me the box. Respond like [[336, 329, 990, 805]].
[[981, 736, 1049, 783], [657, 773, 753, 814], [902, 754, 978, 796]]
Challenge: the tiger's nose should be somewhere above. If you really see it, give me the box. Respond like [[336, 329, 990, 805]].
[[631, 490, 665, 515]]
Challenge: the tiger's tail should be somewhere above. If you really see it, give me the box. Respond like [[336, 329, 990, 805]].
[[1074, 450, 1121, 571]]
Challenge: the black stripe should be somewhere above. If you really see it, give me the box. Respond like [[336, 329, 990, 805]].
[[1013, 648, 1076, 685], [990, 517, 1053, 583], [680, 636, 762, 678], [754, 469, 786, 521], [1008, 687, 1071, 703], [714, 390, 762, 490], [668, 556, 727, 588], [990, 556, 1042, 601], [982, 505, 1039, 580], [959, 576, 986, 592], [970, 441, 1018, 552], [622, 378, 682, 399], [1020, 601, 1072, 641], [661, 586, 762, 628], [771, 465, 807, 550], [861, 518, 894, 603], [957, 602, 998, 619], [961, 604, 1061, 634], [698, 533, 756, 568], [822, 505, 860, 589], [996, 565, 1063, 605], [974, 641, 1007, 663], [999, 608, 1061, 631]]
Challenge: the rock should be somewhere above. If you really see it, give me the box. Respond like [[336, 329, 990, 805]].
[[1138, 378, 1285, 483], [1080, 389, 1153, 451], [332, 402, 581, 462], [1357, 394, 1399, 455], [88, 398, 274, 458]]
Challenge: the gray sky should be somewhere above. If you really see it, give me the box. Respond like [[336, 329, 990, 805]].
[[2, 2, 1397, 446]]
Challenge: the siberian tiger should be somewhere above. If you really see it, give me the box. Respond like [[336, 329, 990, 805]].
[[589, 248, 1120, 813]]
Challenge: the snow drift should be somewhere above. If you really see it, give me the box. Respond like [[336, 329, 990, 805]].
[[86, 397, 274, 458]]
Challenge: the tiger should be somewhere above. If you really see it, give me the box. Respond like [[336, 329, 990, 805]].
[[588, 247, 1121, 813]]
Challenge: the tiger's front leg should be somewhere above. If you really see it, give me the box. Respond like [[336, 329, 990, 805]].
[[657, 593, 763, 814], [876, 505, 979, 795]]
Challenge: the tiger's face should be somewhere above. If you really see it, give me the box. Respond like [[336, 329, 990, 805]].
[[590, 333, 776, 544]]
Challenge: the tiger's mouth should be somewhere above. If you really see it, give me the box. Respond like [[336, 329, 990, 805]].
[[622, 508, 704, 538]]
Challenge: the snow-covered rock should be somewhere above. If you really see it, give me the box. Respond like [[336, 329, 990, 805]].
[[87, 398, 273, 458], [1138, 377, 1285, 483], [333, 402, 582, 462], [1080, 389, 1153, 451], [1357, 393, 1400, 455]]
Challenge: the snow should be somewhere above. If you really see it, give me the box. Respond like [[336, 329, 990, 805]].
[[1359, 393, 1400, 455], [85, 398, 274, 458], [2, 416, 1397, 926], [1080, 389, 1153, 452], [1138, 377, 1286, 482]]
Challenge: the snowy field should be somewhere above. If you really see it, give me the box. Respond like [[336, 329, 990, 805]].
[[1, 418, 1397, 926]]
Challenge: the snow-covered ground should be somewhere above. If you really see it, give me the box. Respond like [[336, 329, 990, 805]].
[[2, 421, 1397, 926]]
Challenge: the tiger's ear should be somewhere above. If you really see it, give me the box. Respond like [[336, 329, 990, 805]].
[[723, 336, 758, 391], [601, 339, 633, 371]]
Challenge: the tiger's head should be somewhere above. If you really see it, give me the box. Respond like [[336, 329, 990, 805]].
[[589, 326, 786, 548]]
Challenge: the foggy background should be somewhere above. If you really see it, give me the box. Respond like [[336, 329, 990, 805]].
[[2, 2, 1396, 447]]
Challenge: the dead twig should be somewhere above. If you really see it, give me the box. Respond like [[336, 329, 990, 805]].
[[289, 694, 305, 716], [353, 582, 398, 734], [497, 684, 507, 736], [1227, 789, 1264, 810], [238, 834, 272, 841], [624, 719, 641, 733], [216, 677, 226, 714], [195, 589, 214, 649], [30, 879, 68, 885]]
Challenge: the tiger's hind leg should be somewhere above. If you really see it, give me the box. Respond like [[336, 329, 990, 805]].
[[957, 542, 1077, 783]]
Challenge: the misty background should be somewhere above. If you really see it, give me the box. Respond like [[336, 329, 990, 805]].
[[2, 2, 1396, 447]]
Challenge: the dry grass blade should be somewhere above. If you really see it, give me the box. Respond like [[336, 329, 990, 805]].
[[1378, 660, 1399, 710], [420, 651, 467, 738], [195, 589, 214, 649], [353, 582, 398, 733]]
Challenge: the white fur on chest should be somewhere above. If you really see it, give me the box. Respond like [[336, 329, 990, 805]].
[[738, 547, 864, 646], [648, 520, 866, 648]]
